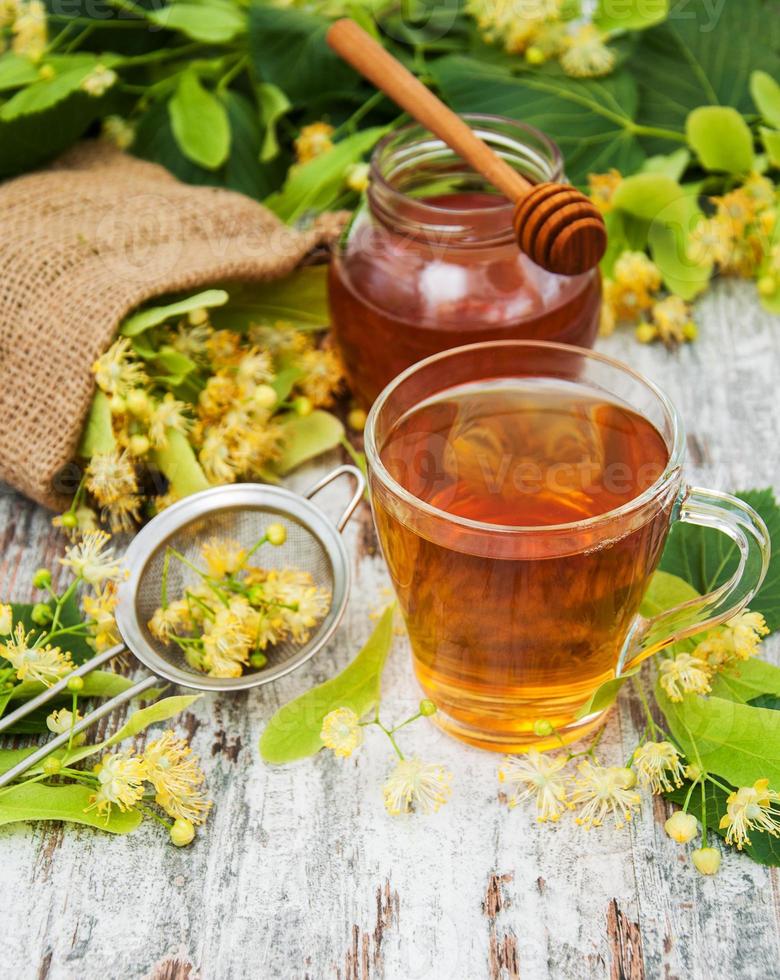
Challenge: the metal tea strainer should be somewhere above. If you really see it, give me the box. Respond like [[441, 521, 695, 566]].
[[0, 464, 364, 786]]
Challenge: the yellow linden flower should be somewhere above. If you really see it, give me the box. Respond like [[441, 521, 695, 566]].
[[201, 607, 252, 677], [691, 847, 721, 875], [148, 599, 192, 644], [665, 810, 698, 843], [498, 750, 570, 822], [46, 707, 85, 745], [201, 538, 247, 578], [1, 624, 74, 685], [236, 348, 273, 386], [382, 757, 453, 816], [721, 610, 769, 660], [102, 115, 135, 151], [649, 295, 697, 346], [719, 779, 780, 849], [614, 250, 662, 292], [60, 530, 124, 586], [659, 652, 712, 702], [0, 603, 12, 636], [260, 568, 331, 643], [83, 582, 121, 653], [466, 0, 560, 53], [321, 707, 363, 758], [88, 751, 146, 816], [148, 394, 191, 449], [598, 299, 617, 337], [295, 122, 335, 164], [633, 741, 685, 794], [571, 761, 641, 830], [604, 251, 662, 324], [345, 162, 370, 194], [295, 347, 344, 408], [172, 320, 212, 362], [92, 338, 147, 397], [561, 25, 615, 78], [588, 168, 622, 214], [687, 215, 736, 267], [85, 450, 138, 507], [712, 188, 758, 235], [53, 504, 99, 537], [142, 731, 212, 824], [741, 172, 776, 211], [11, 0, 46, 61], [80, 63, 117, 97]]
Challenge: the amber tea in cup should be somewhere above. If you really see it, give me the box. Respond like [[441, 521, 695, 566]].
[[365, 342, 769, 752]]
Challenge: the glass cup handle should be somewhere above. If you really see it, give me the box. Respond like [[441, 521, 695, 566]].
[[619, 486, 771, 674]]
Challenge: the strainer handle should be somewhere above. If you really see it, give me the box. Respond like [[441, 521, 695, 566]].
[[0, 642, 125, 735], [0, 674, 158, 788], [304, 464, 365, 532]]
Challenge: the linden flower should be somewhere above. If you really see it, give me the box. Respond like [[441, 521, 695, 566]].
[[46, 708, 84, 745], [102, 115, 135, 151], [201, 538, 247, 579], [235, 348, 273, 385], [81, 63, 117, 97], [148, 394, 191, 449], [345, 162, 370, 194], [201, 607, 252, 677], [647, 295, 697, 347], [172, 321, 212, 361], [712, 188, 756, 236], [148, 599, 192, 643], [688, 215, 737, 267], [53, 504, 99, 536], [12, 0, 46, 61], [659, 652, 712, 702], [104, 491, 142, 533], [382, 757, 453, 816], [571, 761, 641, 830], [60, 530, 124, 586], [321, 707, 363, 758], [82, 582, 120, 652], [295, 122, 335, 164], [588, 169, 622, 214], [1, 624, 74, 684], [89, 751, 146, 816], [85, 450, 138, 507], [0, 603, 12, 636], [92, 338, 147, 398], [561, 25, 615, 78], [721, 610, 769, 660], [633, 741, 685, 794], [295, 348, 344, 408], [498, 750, 570, 822], [142, 731, 212, 824], [199, 429, 239, 484], [719, 779, 780, 849]]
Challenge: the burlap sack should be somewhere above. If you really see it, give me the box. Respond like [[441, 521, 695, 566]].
[[0, 142, 340, 511]]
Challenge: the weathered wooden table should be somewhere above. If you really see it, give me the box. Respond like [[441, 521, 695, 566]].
[[1, 279, 778, 980]]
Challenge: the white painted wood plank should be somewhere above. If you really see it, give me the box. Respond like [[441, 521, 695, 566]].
[[0, 278, 778, 980]]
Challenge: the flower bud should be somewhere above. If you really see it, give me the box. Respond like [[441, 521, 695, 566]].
[[128, 434, 150, 457], [614, 767, 637, 789], [31, 602, 53, 626], [345, 162, 370, 193], [684, 764, 703, 782], [32, 568, 52, 590], [249, 651, 268, 669], [525, 45, 545, 65], [67, 676, 85, 693], [347, 408, 367, 431], [419, 699, 437, 717], [42, 756, 62, 776], [758, 275, 777, 297], [691, 847, 721, 875], [170, 818, 195, 847], [635, 322, 657, 344], [293, 396, 312, 417], [188, 308, 208, 326], [266, 523, 287, 547], [59, 511, 79, 530], [126, 389, 151, 417], [665, 810, 698, 843], [109, 394, 126, 416], [0, 604, 12, 636], [533, 719, 554, 737], [253, 384, 278, 410]]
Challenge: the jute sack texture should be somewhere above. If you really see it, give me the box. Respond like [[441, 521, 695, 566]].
[[0, 142, 336, 511]]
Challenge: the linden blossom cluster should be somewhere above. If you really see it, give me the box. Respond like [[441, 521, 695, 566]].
[[70, 304, 343, 533], [148, 528, 331, 679], [494, 608, 774, 877]]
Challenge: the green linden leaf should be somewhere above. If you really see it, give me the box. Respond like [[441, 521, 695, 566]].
[[639, 147, 691, 181], [79, 390, 116, 457], [685, 106, 754, 174], [210, 266, 330, 332], [710, 659, 780, 704], [751, 70, 780, 129], [630, 0, 780, 145], [259, 605, 396, 764], [272, 411, 345, 476], [656, 681, 780, 788], [659, 489, 780, 632], [431, 56, 646, 185], [0, 782, 142, 834], [0, 54, 119, 121], [761, 127, 780, 169], [256, 82, 292, 164], [121, 289, 229, 338], [264, 127, 387, 223], [169, 70, 231, 171], [149, 428, 211, 499], [0, 53, 40, 93], [666, 780, 780, 867], [592, 0, 668, 34], [147, 1, 245, 44]]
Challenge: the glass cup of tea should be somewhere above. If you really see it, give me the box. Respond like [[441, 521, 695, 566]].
[[364, 341, 770, 752]]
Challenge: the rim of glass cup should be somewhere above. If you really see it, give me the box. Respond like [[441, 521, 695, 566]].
[[364, 340, 686, 535]]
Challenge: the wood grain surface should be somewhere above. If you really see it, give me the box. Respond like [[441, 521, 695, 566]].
[[0, 278, 778, 980]]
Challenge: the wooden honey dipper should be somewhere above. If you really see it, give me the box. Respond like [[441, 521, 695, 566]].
[[327, 19, 607, 276]]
